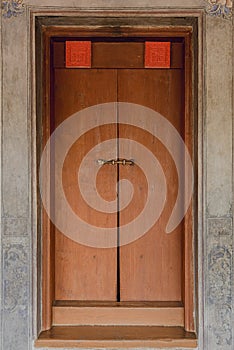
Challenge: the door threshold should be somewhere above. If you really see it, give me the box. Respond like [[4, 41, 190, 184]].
[[35, 326, 197, 348]]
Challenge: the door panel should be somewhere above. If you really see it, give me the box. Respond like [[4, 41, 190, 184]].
[[118, 70, 184, 301], [53, 41, 184, 70], [52, 48, 185, 302], [53, 69, 118, 300]]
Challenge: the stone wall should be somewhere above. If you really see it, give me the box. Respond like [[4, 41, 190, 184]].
[[0, 1, 233, 349]]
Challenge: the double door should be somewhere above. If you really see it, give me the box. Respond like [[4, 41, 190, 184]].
[[52, 40, 184, 303]]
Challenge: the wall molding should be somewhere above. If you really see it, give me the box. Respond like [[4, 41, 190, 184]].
[[1, 1, 232, 20]]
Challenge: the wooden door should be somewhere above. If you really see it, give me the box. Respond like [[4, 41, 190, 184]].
[[118, 70, 183, 301], [53, 69, 118, 300], [52, 40, 185, 303]]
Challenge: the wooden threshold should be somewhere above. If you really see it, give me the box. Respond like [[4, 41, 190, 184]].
[[35, 326, 197, 348], [52, 305, 184, 326]]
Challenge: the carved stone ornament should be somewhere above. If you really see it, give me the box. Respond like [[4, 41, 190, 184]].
[[3, 244, 28, 315], [206, 0, 233, 19], [2, 0, 24, 18], [208, 245, 231, 304], [208, 245, 232, 346]]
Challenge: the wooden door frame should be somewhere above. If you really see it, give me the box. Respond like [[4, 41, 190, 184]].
[[36, 15, 197, 336]]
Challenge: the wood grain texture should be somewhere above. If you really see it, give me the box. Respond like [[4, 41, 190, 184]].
[[42, 33, 55, 331], [183, 33, 195, 332], [53, 69, 118, 300], [93, 42, 144, 68], [118, 69, 184, 301], [52, 305, 184, 326], [35, 326, 197, 348]]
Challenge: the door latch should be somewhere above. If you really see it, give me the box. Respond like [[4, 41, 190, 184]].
[[97, 159, 134, 166]]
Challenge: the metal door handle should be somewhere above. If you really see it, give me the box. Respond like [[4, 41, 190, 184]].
[[97, 159, 134, 166]]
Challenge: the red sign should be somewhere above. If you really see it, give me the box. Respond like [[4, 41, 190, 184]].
[[66, 41, 91, 68], [145, 42, 171, 68]]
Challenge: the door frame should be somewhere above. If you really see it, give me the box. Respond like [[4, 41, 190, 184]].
[[36, 15, 198, 336]]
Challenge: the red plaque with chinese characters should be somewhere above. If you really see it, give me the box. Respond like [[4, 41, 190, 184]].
[[66, 41, 91, 68], [145, 42, 171, 68]]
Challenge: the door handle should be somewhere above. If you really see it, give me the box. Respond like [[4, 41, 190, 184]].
[[97, 159, 134, 166]]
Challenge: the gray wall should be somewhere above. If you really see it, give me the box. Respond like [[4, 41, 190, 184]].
[[0, 1, 233, 349]]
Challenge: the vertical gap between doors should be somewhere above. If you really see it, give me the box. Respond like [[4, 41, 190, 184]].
[[116, 70, 121, 302]]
